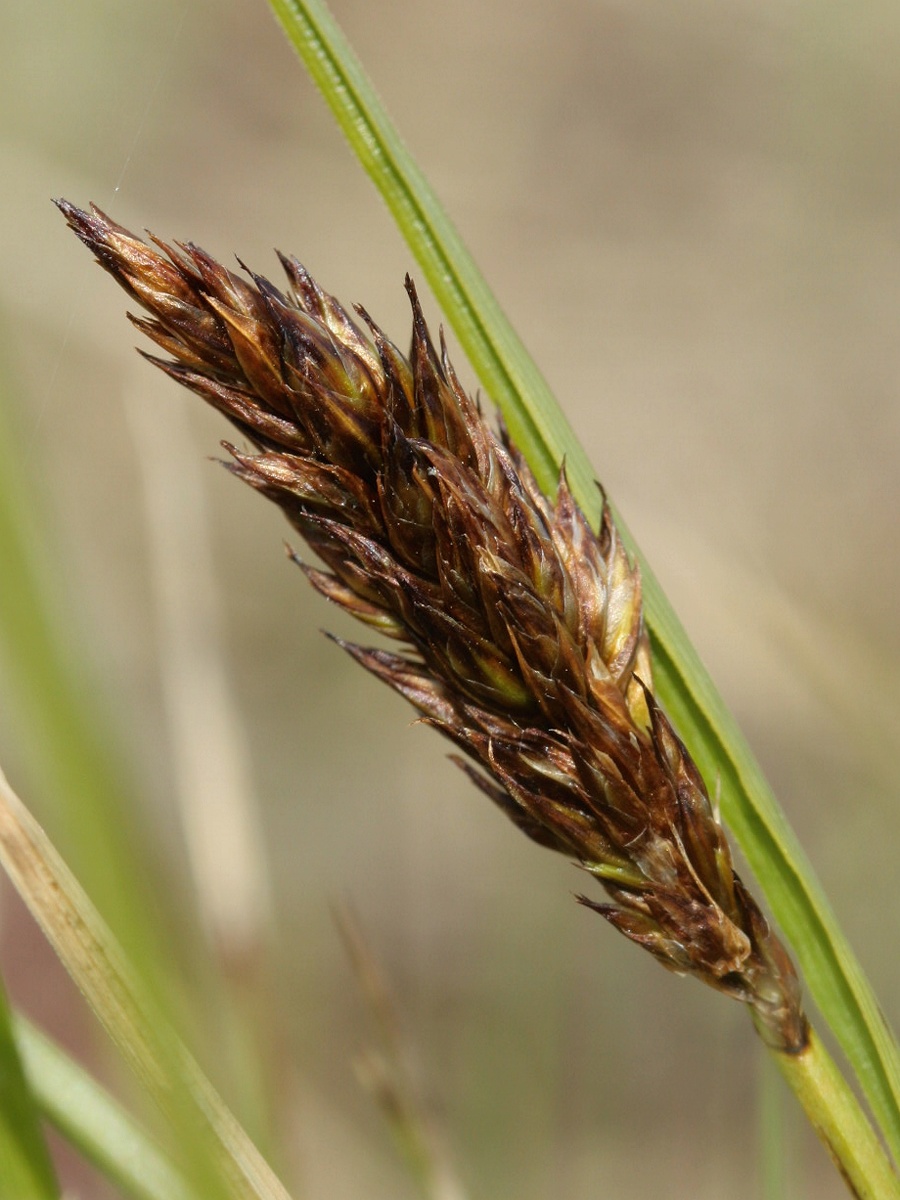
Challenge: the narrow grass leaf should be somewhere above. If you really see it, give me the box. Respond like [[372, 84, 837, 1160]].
[[336, 905, 470, 1200], [0, 981, 58, 1199], [0, 362, 163, 976], [14, 1014, 194, 1200], [266, 0, 900, 1161]]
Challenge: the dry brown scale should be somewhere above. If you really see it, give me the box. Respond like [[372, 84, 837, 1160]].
[[57, 200, 808, 1053]]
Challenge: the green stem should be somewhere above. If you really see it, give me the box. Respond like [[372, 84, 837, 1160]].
[[772, 1028, 900, 1200]]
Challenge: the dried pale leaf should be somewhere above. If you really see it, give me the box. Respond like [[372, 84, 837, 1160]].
[[0, 763, 292, 1200]]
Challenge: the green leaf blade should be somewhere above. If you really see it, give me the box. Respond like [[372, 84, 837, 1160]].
[[0, 980, 59, 1200], [14, 1015, 194, 1200]]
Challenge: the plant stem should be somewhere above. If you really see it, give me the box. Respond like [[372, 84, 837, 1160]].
[[768, 1026, 900, 1200]]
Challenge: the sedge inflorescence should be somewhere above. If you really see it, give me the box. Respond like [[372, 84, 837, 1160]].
[[57, 200, 807, 1052]]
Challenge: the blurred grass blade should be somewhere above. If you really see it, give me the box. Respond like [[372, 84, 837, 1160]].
[[336, 905, 469, 1200], [265, 0, 594, 513], [760, 1053, 788, 1200], [124, 387, 273, 958], [266, 0, 900, 1161], [0, 761, 293, 1200], [0, 980, 59, 1199], [0, 359, 161, 971], [14, 1014, 194, 1200], [0, 354, 272, 1194], [125, 385, 279, 1154]]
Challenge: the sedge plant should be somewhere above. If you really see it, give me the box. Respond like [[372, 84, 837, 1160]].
[[0, 2, 898, 1198], [50, 192, 899, 1198], [262, 0, 900, 1192]]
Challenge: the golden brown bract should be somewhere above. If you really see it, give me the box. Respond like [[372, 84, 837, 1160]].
[[57, 199, 807, 1052]]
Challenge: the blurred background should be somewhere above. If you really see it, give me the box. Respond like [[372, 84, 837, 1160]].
[[2, 0, 900, 1196]]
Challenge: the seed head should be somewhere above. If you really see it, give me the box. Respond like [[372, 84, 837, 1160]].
[[57, 200, 807, 1052]]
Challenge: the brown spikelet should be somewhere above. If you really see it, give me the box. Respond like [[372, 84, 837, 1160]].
[[56, 199, 808, 1053]]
